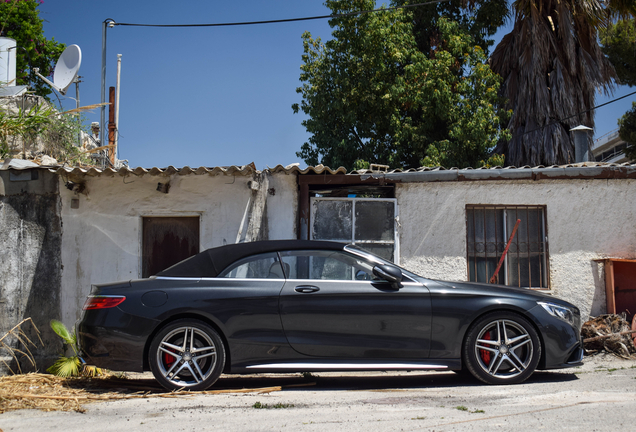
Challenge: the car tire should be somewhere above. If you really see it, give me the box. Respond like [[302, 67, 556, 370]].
[[149, 319, 225, 391], [463, 311, 541, 385]]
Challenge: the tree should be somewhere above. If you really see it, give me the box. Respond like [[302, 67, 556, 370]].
[[0, 0, 65, 99], [618, 102, 636, 160], [293, 0, 509, 170], [394, 0, 509, 56], [600, 18, 636, 162], [600, 19, 636, 87], [490, 1, 636, 167]]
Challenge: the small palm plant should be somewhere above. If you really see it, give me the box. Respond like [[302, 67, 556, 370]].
[[47, 320, 102, 377]]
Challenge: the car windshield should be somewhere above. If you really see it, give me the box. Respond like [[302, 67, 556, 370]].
[[344, 245, 421, 282]]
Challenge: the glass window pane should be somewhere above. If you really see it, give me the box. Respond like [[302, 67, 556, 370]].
[[280, 250, 375, 281], [473, 207, 485, 242], [354, 201, 395, 241], [219, 252, 280, 279], [312, 200, 352, 241], [355, 243, 394, 262], [484, 209, 501, 244]]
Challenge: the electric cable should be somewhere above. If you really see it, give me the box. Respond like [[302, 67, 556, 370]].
[[112, 1, 450, 28], [104, 1, 636, 137], [522, 90, 636, 136]]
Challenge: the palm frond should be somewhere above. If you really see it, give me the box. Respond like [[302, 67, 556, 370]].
[[49, 320, 76, 346], [491, 0, 617, 166], [47, 356, 81, 377], [60, 103, 110, 116]]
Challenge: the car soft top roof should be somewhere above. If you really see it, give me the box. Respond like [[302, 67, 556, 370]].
[[156, 239, 347, 278]]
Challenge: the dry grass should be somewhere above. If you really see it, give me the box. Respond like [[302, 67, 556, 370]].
[[0, 318, 42, 374], [0, 372, 296, 414], [582, 314, 636, 359]]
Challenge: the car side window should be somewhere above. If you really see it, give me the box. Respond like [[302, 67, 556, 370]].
[[279, 250, 376, 281], [218, 252, 284, 279]]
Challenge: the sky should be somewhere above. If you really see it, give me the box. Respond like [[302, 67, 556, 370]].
[[37, 0, 635, 170]]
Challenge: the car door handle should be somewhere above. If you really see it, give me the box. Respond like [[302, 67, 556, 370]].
[[294, 285, 320, 293]]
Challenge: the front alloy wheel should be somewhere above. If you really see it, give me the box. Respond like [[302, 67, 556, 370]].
[[149, 319, 225, 391], [464, 312, 541, 384]]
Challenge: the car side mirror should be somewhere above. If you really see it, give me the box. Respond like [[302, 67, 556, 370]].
[[373, 264, 403, 288]]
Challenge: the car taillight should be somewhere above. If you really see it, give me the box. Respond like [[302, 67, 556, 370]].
[[83, 295, 126, 310]]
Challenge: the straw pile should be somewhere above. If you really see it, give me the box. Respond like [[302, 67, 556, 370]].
[[582, 314, 636, 359], [0, 373, 288, 413]]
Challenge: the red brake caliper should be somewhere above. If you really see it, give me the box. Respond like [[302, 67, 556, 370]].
[[164, 350, 177, 368], [480, 331, 492, 364]]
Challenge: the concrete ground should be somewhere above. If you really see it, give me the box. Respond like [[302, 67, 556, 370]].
[[1, 353, 636, 432]]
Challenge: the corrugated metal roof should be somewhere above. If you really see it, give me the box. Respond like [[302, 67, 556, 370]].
[[2, 159, 635, 181], [49, 163, 348, 178], [353, 162, 636, 182], [268, 164, 348, 175], [52, 164, 258, 178]]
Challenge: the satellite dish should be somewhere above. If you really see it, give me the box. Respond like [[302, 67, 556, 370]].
[[34, 44, 81, 95], [53, 45, 81, 94]]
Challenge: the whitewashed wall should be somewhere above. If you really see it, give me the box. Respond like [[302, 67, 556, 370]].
[[396, 179, 636, 321], [59, 172, 297, 326]]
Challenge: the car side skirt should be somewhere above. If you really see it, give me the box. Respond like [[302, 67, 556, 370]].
[[231, 359, 461, 374]]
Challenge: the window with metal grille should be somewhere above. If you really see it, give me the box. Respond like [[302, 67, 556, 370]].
[[466, 205, 549, 289]]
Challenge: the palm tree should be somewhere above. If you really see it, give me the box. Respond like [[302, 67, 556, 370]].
[[490, 0, 635, 166]]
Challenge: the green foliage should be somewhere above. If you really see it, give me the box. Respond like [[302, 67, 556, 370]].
[[0, 104, 91, 164], [0, 0, 66, 99], [47, 319, 103, 377], [0, 104, 52, 158], [393, 0, 509, 55], [600, 19, 636, 87], [50, 319, 75, 345], [293, 1, 508, 170], [353, 159, 370, 170], [47, 355, 81, 378], [619, 101, 636, 161]]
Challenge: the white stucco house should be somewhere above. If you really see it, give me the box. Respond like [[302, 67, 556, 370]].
[[2, 160, 636, 370]]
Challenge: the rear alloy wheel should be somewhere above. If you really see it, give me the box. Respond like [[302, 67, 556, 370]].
[[149, 319, 225, 391], [463, 312, 541, 385]]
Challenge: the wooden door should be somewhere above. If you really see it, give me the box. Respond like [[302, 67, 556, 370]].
[[142, 217, 200, 278]]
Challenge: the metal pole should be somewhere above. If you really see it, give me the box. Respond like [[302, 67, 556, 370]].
[[101, 21, 107, 146], [115, 54, 122, 163], [490, 219, 521, 284], [109, 86, 116, 167], [76, 77, 80, 147], [101, 19, 115, 146]]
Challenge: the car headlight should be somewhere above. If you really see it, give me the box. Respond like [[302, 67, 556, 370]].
[[538, 302, 574, 325]]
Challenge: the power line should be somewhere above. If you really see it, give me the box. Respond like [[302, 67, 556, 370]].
[[112, 1, 450, 28], [522, 90, 636, 136]]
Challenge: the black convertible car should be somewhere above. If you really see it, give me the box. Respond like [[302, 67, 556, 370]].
[[78, 240, 583, 390]]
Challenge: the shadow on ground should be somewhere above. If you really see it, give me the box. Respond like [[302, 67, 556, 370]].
[[63, 369, 578, 395]]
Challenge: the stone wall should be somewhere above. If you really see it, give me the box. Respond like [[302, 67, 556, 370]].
[[0, 169, 62, 373]]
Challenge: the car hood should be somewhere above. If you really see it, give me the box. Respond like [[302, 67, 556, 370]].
[[429, 279, 578, 311]]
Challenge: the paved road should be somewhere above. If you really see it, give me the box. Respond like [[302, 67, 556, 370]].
[[2, 355, 636, 431]]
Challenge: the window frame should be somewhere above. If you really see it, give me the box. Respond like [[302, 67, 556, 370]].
[[465, 204, 550, 290], [309, 197, 399, 264]]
